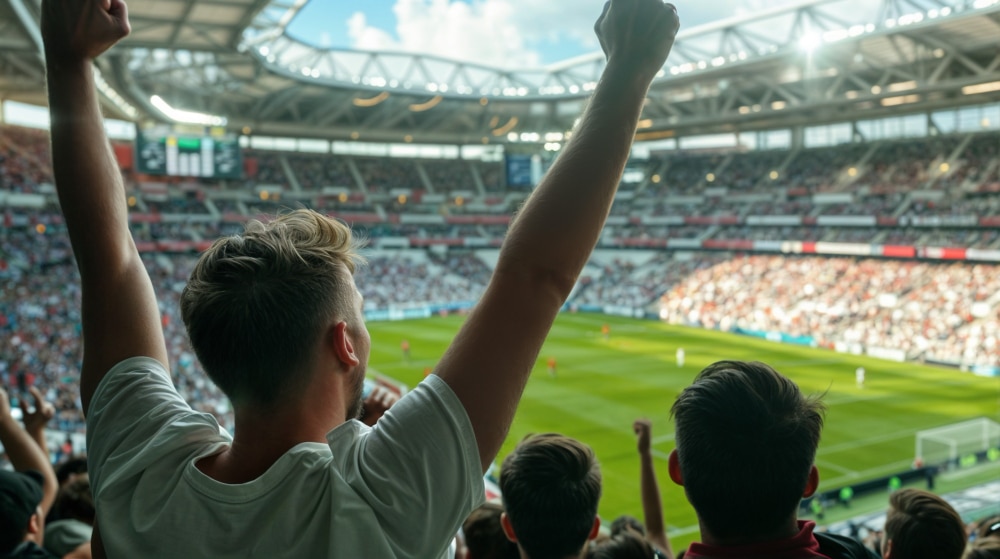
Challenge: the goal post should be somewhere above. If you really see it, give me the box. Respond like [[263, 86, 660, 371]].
[[915, 418, 1000, 467]]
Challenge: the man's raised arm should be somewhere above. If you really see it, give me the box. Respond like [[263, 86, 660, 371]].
[[43, 0, 168, 413], [435, 0, 679, 470]]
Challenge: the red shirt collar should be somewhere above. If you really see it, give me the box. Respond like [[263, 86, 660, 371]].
[[684, 521, 832, 559]]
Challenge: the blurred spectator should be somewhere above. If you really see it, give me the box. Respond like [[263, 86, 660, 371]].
[[499, 434, 602, 559], [881, 489, 966, 559], [460, 503, 519, 559]]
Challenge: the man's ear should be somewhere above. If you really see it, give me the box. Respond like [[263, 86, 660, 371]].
[[802, 465, 820, 498], [668, 449, 684, 486], [588, 516, 601, 540], [882, 538, 893, 559], [331, 322, 360, 368], [500, 513, 518, 543]]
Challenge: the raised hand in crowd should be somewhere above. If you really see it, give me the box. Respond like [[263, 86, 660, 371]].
[[21, 385, 56, 457], [633, 418, 672, 558]]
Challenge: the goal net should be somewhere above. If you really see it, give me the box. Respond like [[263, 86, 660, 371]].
[[915, 418, 1000, 467]]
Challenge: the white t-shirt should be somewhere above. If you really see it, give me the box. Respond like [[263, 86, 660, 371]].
[[86, 357, 485, 558]]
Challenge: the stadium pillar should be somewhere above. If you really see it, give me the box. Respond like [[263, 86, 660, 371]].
[[791, 126, 804, 150]]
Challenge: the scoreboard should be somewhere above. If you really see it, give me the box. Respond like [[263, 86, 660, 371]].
[[135, 124, 242, 179]]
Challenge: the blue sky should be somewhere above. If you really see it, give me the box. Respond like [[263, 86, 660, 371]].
[[284, 0, 837, 68]]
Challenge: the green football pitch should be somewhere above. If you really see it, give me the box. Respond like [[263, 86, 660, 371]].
[[367, 313, 1000, 548]]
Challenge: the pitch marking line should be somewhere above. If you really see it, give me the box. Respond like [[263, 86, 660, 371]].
[[817, 426, 923, 455], [814, 458, 858, 476]]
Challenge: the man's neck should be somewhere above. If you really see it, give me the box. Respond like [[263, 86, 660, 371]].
[[698, 517, 802, 548], [196, 378, 348, 484]]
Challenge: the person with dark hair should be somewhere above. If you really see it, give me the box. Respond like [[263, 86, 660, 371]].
[[52, 459, 87, 491], [588, 531, 664, 559], [40, 0, 680, 555], [461, 503, 519, 559], [882, 489, 966, 559], [499, 434, 602, 559], [44, 475, 94, 558], [668, 361, 876, 558], [609, 516, 644, 538], [976, 515, 1000, 542], [966, 538, 1000, 559], [0, 387, 58, 558]]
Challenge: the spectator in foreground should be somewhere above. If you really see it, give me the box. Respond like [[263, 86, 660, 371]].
[[460, 502, 519, 559], [881, 489, 967, 559], [0, 387, 58, 558], [40, 0, 679, 556], [667, 361, 876, 558], [499, 434, 602, 559]]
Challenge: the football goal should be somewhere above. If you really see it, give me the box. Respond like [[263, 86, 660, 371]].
[[915, 418, 1000, 467]]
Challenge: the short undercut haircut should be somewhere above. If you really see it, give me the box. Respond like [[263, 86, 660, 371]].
[[670, 360, 825, 541], [884, 489, 966, 559], [181, 209, 365, 407], [500, 434, 602, 559]]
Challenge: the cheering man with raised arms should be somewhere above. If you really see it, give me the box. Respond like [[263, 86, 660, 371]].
[[42, 0, 679, 556]]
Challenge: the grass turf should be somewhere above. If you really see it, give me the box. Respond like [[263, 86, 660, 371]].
[[367, 313, 1000, 549]]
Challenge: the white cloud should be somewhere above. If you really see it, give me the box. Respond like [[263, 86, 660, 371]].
[[347, 0, 546, 69], [345, 0, 883, 69]]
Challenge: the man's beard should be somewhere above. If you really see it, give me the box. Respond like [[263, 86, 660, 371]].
[[347, 365, 366, 421]]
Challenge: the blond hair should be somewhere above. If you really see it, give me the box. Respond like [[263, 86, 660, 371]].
[[181, 209, 365, 407]]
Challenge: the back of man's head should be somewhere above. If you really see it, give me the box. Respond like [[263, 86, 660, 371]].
[[0, 470, 44, 554], [500, 434, 602, 559], [463, 503, 519, 559], [670, 361, 825, 541], [587, 531, 657, 559], [180, 209, 365, 408], [883, 489, 966, 559]]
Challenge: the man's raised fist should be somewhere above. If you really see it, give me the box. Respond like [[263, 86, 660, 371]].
[[42, 0, 131, 63], [595, 0, 680, 80]]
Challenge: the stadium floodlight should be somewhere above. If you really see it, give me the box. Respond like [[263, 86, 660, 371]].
[[798, 32, 822, 53], [150, 95, 226, 126]]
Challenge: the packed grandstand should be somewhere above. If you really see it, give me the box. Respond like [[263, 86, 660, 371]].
[[4, 121, 1000, 431]]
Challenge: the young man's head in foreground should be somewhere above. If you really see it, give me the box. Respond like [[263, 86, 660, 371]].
[[180, 210, 369, 419], [669, 360, 826, 544]]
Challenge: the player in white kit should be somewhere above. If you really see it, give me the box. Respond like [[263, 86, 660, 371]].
[[676, 347, 685, 367], [855, 366, 865, 388]]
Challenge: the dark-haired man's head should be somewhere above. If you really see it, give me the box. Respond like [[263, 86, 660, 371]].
[[587, 531, 658, 559], [462, 503, 519, 559], [609, 515, 644, 538], [883, 489, 966, 559], [499, 434, 602, 559], [668, 360, 825, 544], [55, 457, 87, 488]]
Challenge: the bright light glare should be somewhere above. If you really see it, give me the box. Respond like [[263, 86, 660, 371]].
[[799, 32, 822, 53], [150, 95, 227, 126]]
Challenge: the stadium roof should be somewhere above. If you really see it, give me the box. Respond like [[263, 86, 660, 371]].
[[4, 0, 1000, 144]]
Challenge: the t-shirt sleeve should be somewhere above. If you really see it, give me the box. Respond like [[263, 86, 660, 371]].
[[85, 357, 227, 494], [329, 374, 485, 559]]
